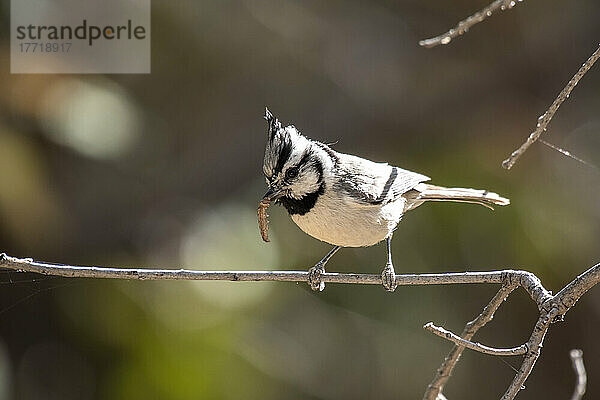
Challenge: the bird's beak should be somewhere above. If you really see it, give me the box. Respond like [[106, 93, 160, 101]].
[[262, 186, 285, 202]]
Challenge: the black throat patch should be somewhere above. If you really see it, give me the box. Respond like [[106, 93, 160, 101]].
[[277, 183, 325, 216], [277, 149, 324, 215]]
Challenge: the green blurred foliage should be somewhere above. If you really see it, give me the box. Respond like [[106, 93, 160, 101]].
[[0, 0, 599, 399]]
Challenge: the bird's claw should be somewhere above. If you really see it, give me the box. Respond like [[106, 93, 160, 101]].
[[381, 263, 397, 292], [308, 263, 326, 292]]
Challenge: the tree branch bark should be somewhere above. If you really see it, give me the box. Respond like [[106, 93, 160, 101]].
[[0, 253, 508, 285]]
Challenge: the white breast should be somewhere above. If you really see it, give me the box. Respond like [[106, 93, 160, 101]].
[[290, 191, 405, 247]]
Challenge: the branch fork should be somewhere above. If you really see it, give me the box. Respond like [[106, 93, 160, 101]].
[[0, 253, 598, 400], [423, 264, 599, 400]]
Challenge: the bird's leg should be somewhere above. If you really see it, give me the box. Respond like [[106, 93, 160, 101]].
[[381, 235, 397, 292], [307, 245, 341, 292]]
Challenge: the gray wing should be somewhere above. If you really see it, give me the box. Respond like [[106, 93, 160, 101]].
[[334, 153, 430, 205]]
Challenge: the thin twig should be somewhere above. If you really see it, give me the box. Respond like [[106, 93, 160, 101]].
[[424, 322, 527, 356], [569, 349, 587, 400], [419, 0, 517, 48], [423, 284, 518, 400], [502, 44, 600, 170]]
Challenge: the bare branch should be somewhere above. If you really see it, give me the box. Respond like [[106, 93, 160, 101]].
[[502, 44, 600, 170], [419, 0, 518, 48], [551, 262, 600, 315], [423, 284, 518, 400], [569, 349, 587, 400], [0, 254, 555, 306], [0, 253, 510, 286], [424, 322, 527, 356], [501, 308, 558, 399], [425, 262, 599, 400], [0, 252, 598, 400], [499, 263, 600, 400]]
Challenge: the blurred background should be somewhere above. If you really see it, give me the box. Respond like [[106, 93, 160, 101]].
[[1, 0, 600, 399]]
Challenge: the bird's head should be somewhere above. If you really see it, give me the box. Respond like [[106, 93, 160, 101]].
[[262, 108, 325, 209]]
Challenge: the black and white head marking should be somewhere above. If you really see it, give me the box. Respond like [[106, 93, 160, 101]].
[[263, 108, 328, 215]]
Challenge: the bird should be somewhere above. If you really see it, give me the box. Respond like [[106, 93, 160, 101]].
[[259, 108, 509, 292]]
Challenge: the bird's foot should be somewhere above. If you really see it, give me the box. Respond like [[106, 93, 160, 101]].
[[308, 263, 326, 292], [381, 263, 397, 292]]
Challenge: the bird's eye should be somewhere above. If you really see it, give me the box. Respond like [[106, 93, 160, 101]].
[[285, 167, 299, 180]]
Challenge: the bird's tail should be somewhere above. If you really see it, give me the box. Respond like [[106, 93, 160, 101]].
[[412, 183, 510, 210]]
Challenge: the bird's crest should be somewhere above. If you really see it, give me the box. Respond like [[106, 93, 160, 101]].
[[262, 107, 297, 178], [264, 107, 282, 141]]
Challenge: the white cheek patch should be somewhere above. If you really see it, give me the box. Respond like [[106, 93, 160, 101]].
[[290, 169, 321, 198]]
